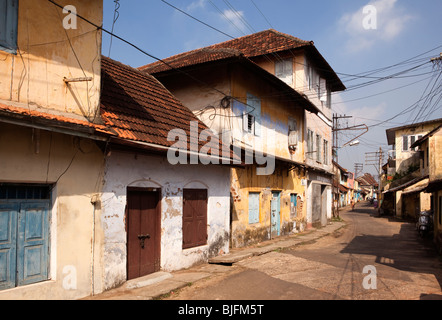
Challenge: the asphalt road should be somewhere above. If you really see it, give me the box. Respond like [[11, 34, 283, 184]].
[[165, 202, 442, 300]]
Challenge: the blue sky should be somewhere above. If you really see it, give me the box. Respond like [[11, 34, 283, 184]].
[[101, 0, 442, 178]]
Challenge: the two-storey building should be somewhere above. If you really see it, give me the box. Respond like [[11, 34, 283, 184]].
[[141, 29, 345, 245], [384, 118, 442, 218]]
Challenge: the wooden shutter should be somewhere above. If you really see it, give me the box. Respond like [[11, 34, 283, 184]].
[[183, 189, 207, 249], [402, 136, 408, 151], [247, 93, 261, 136], [248, 193, 260, 224], [0, 203, 18, 290], [0, 0, 18, 53]]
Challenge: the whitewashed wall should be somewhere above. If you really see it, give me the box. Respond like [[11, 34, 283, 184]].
[[100, 151, 231, 291]]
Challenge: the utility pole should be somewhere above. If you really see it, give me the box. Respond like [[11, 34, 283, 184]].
[[430, 53, 442, 64], [332, 114, 352, 217], [365, 148, 384, 204], [354, 163, 363, 179]]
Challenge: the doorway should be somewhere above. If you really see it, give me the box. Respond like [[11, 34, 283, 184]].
[[271, 191, 281, 237], [126, 188, 161, 280]]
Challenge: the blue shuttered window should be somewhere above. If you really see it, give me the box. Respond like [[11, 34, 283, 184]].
[[0, 0, 18, 54], [248, 192, 260, 224]]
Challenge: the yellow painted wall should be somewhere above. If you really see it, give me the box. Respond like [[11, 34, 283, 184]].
[[0, 0, 104, 299], [230, 163, 306, 248], [0, 123, 105, 299], [429, 129, 442, 181], [0, 0, 102, 121]]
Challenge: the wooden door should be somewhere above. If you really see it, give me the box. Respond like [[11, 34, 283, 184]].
[[182, 189, 207, 249], [271, 192, 281, 237], [126, 188, 161, 280], [0, 201, 49, 290]]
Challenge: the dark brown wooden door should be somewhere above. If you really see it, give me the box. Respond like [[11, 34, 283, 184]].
[[182, 189, 207, 249], [127, 188, 160, 280]]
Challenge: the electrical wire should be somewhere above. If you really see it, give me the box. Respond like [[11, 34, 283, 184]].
[[108, 0, 120, 57], [160, 0, 235, 39]]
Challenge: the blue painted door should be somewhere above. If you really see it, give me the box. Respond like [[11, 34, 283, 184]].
[[0, 203, 18, 290], [0, 201, 49, 290], [17, 202, 50, 286], [271, 192, 281, 237]]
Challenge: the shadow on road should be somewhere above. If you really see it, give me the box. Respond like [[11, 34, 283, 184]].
[[341, 201, 442, 300]]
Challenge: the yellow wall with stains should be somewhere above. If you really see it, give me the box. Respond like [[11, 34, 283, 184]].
[[230, 163, 306, 248], [0, 0, 102, 120]]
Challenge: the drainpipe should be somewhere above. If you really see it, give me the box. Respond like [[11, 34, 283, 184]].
[[90, 195, 99, 296]]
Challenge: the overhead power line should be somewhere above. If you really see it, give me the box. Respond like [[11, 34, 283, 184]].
[[160, 0, 235, 39]]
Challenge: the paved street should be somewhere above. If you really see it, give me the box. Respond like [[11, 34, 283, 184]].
[[164, 202, 442, 300]]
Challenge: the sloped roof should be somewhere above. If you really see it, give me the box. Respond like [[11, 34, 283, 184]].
[[386, 118, 442, 145], [0, 101, 111, 138], [101, 56, 235, 161], [140, 29, 345, 92], [357, 173, 378, 187]]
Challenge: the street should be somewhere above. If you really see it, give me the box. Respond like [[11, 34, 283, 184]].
[[165, 202, 442, 300]]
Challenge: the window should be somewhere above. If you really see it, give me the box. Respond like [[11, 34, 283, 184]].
[[426, 146, 429, 168], [288, 118, 298, 149], [306, 65, 313, 90], [402, 134, 424, 152], [307, 129, 314, 159], [323, 140, 329, 165], [319, 77, 327, 104], [402, 135, 409, 151], [275, 59, 293, 86], [316, 134, 322, 162], [439, 196, 442, 226], [290, 194, 297, 219], [243, 93, 261, 136], [248, 192, 260, 224], [326, 88, 331, 109], [0, 0, 18, 54]]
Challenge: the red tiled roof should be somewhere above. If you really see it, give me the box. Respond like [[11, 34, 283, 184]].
[[101, 56, 236, 161], [140, 29, 345, 91], [357, 173, 378, 187], [0, 102, 110, 135], [141, 29, 310, 74], [144, 47, 243, 75]]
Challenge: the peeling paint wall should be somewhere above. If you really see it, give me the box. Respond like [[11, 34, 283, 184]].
[[230, 163, 306, 248], [101, 151, 230, 291]]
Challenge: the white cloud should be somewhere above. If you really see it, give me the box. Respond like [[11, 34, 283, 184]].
[[221, 9, 248, 34], [338, 0, 414, 53], [186, 0, 206, 12]]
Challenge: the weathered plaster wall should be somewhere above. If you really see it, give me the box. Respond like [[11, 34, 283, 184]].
[[0, 123, 105, 300], [230, 163, 306, 248], [394, 123, 441, 173], [101, 151, 230, 291], [0, 0, 102, 121], [429, 130, 442, 181]]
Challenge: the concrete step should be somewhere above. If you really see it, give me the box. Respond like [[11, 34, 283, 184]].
[[124, 271, 173, 289]]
